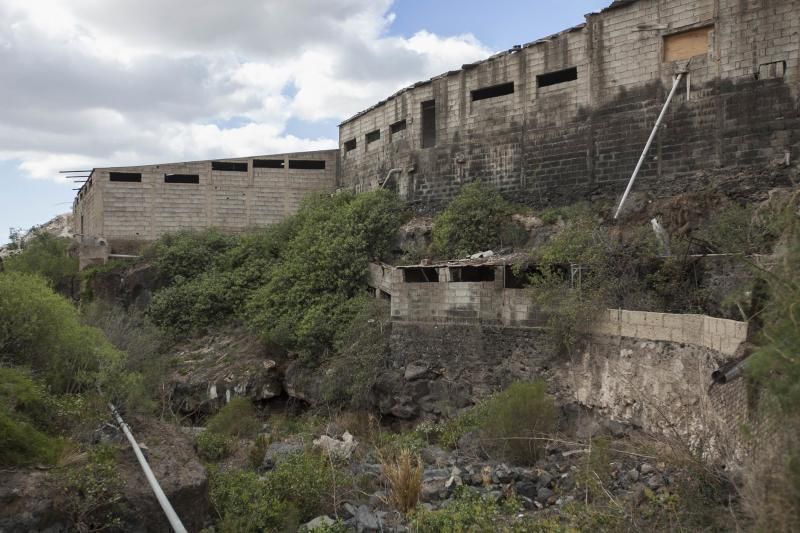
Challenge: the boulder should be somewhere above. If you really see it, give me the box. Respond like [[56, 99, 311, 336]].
[[302, 515, 335, 531], [262, 441, 304, 470], [313, 432, 358, 461], [355, 505, 381, 532]]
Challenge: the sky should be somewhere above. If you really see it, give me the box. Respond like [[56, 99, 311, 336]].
[[0, 0, 610, 243]]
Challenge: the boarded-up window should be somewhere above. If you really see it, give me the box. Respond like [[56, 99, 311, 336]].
[[421, 100, 436, 148], [758, 60, 786, 80], [109, 172, 142, 182], [664, 26, 712, 62]]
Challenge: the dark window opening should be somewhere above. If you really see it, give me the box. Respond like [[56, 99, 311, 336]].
[[288, 159, 326, 170], [505, 265, 541, 288], [253, 159, 284, 169], [365, 129, 381, 145], [164, 174, 200, 184], [537, 67, 578, 88], [378, 290, 391, 301], [450, 266, 496, 282], [390, 120, 407, 135], [403, 267, 439, 283], [471, 82, 515, 101], [421, 100, 436, 148], [344, 139, 357, 153], [211, 161, 248, 172], [109, 172, 142, 182]]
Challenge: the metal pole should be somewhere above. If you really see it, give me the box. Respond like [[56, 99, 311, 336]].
[[614, 73, 684, 220], [109, 404, 188, 533]]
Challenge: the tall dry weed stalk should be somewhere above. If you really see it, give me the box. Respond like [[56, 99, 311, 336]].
[[382, 449, 423, 513]]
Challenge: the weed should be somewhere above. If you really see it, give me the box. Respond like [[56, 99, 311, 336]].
[[382, 449, 424, 513]]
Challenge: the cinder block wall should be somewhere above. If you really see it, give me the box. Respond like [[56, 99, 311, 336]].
[[73, 149, 338, 252], [339, 0, 799, 207]]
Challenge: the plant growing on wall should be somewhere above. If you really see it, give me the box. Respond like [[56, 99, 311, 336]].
[[430, 181, 518, 258]]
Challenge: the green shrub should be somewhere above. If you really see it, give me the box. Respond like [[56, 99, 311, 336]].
[[196, 431, 233, 461], [267, 449, 344, 521], [695, 203, 776, 254], [0, 367, 64, 466], [431, 182, 515, 258], [209, 449, 346, 531], [745, 226, 800, 530], [479, 381, 556, 465], [322, 297, 391, 408], [437, 399, 492, 450], [62, 444, 125, 532], [0, 272, 125, 394], [410, 486, 521, 532], [81, 301, 166, 414], [206, 397, 260, 438], [375, 430, 427, 457], [147, 228, 235, 283], [246, 190, 408, 358], [209, 467, 299, 533], [146, 190, 408, 349], [3, 232, 78, 292]]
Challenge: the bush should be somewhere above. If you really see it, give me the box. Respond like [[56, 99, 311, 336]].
[[62, 444, 125, 532], [410, 486, 521, 532], [81, 301, 166, 414], [0, 272, 125, 395], [745, 226, 800, 531], [246, 190, 408, 358], [479, 381, 556, 465], [209, 467, 299, 533], [431, 182, 515, 258], [206, 397, 260, 438], [146, 228, 235, 283], [209, 449, 346, 531], [196, 431, 233, 462], [322, 297, 391, 408], [0, 367, 64, 466], [146, 190, 408, 351], [3, 232, 78, 293]]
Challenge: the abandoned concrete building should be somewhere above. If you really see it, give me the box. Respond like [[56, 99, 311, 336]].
[[72, 149, 338, 258], [339, 0, 799, 205], [73, 0, 799, 258]]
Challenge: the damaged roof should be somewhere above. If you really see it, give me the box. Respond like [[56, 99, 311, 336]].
[[338, 0, 644, 127], [394, 252, 530, 269]]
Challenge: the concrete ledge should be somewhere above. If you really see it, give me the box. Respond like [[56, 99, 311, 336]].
[[594, 309, 748, 356]]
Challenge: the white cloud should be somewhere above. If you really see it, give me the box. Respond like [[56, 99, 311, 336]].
[[0, 0, 491, 182]]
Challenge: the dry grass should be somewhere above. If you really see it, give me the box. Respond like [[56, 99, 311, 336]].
[[382, 449, 423, 513]]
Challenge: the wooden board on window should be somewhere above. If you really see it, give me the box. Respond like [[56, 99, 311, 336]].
[[664, 26, 712, 62]]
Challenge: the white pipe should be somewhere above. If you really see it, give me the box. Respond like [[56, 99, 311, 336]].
[[109, 403, 188, 533], [380, 168, 402, 189], [614, 73, 684, 220]]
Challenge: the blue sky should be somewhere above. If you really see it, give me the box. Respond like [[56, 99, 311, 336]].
[[0, 0, 610, 244]]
